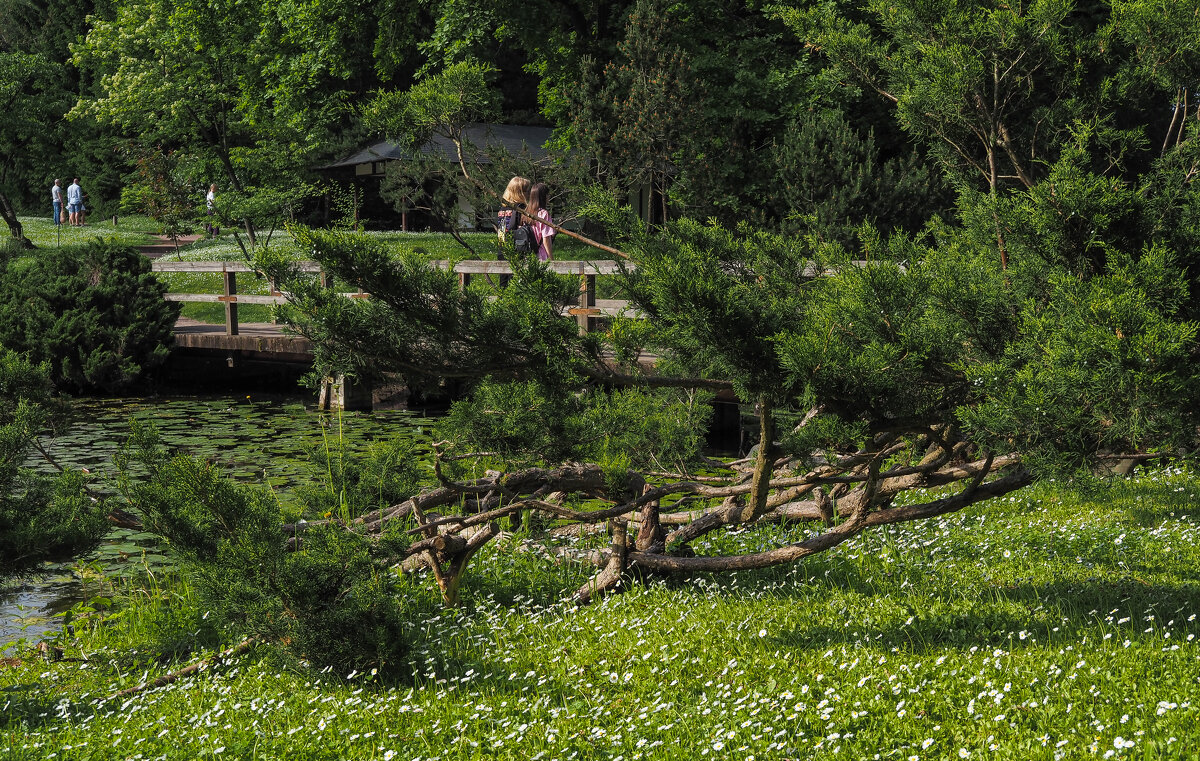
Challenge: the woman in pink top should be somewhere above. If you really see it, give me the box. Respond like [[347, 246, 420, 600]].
[[525, 183, 555, 261]]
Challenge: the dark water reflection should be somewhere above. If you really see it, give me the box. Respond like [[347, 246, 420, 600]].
[[1, 393, 436, 648]]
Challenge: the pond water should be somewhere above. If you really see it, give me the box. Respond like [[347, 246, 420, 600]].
[[0, 393, 436, 649]]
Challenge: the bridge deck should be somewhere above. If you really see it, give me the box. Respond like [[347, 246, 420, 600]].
[[172, 318, 313, 361]]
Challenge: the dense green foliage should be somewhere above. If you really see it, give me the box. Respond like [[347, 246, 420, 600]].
[[442, 380, 713, 473], [0, 49, 57, 246], [0, 346, 106, 579], [3, 0, 1200, 710], [0, 0, 1195, 250], [4, 0, 954, 240], [292, 431, 424, 520], [1, 0, 131, 224], [0, 239, 179, 392], [764, 108, 951, 245], [72, 0, 388, 193]]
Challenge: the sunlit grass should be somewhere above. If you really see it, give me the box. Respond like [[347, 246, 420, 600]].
[[16, 215, 159, 249], [3, 466, 1198, 759]]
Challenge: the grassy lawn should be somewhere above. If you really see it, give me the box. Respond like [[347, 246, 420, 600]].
[[3, 467, 1198, 759], [16, 215, 160, 249]]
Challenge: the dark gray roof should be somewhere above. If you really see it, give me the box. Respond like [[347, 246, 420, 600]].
[[322, 123, 554, 169]]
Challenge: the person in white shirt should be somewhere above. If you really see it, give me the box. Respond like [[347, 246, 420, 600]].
[[51, 180, 63, 226], [66, 178, 83, 226], [205, 184, 218, 237]]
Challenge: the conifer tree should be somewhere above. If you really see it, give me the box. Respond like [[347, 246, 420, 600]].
[[0, 239, 179, 392], [0, 347, 107, 580], [253, 0, 1199, 602]]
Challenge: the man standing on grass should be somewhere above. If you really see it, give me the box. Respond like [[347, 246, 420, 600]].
[[51, 179, 63, 226], [66, 178, 83, 227]]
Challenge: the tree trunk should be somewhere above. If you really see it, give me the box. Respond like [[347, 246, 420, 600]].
[[0, 190, 35, 249], [738, 398, 776, 523], [986, 139, 1008, 271], [214, 146, 257, 245], [1162, 86, 1184, 154]]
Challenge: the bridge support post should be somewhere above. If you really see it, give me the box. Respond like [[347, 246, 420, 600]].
[[221, 271, 239, 336], [318, 374, 373, 411], [574, 272, 598, 335]]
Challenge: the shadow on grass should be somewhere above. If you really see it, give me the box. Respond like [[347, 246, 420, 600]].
[[1108, 479, 1200, 526], [775, 575, 1200, 654], [0, 680, 62, 731]]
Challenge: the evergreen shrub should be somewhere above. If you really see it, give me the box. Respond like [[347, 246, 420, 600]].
[[117, 424, 425, 674], [0, 238, 179, 392]]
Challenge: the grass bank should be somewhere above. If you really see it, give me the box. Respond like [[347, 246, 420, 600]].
[[3, 467, 1198, 759], [15, 215, 159, 249]]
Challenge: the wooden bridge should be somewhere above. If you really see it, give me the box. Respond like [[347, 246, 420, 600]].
[[153, 258, 634, 342], [152, 259, 638, 407]]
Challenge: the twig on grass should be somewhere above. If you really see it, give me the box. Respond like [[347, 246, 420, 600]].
[[107, 638, 257, 701]]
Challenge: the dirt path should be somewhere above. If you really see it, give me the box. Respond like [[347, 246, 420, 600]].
[[137, 232, 204, 259]]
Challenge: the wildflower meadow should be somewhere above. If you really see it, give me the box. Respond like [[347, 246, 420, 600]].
[[3, 466, 1198, 760]]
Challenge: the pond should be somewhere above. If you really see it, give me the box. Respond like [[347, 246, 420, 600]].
[[1, 393, 436, 649]]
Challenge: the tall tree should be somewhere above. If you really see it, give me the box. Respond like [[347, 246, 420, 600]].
[[564, 0, 822, 224], [764, 108, 951, 246], [0, 0, 131, 218], [793, 0, 1096, 193], [71, 0, 425, 238], [789, 0, 1133, 268], [1107, 0, 1200, 155], [0, 50, 58, 247]]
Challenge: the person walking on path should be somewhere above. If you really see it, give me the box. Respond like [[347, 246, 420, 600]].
[[66, 178, 83, 226], [205, 183, 219, 237], [524, 182, 555, 262], [51, 179, 63, 227]]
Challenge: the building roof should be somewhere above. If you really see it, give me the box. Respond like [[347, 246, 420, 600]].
[[322, 123, 555, 170]]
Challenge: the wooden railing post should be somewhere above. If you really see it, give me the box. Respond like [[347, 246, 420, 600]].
[[267, 276, 279, 325], [577, 270, 597, 335], [221, 270, 238, 336]]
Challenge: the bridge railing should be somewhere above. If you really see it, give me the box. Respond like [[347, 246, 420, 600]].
[[151, 259, 635, 337]]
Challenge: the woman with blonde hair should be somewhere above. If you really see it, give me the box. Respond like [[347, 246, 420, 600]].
[[496, 176, 531, 245], [523, 182, 555, 261]]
